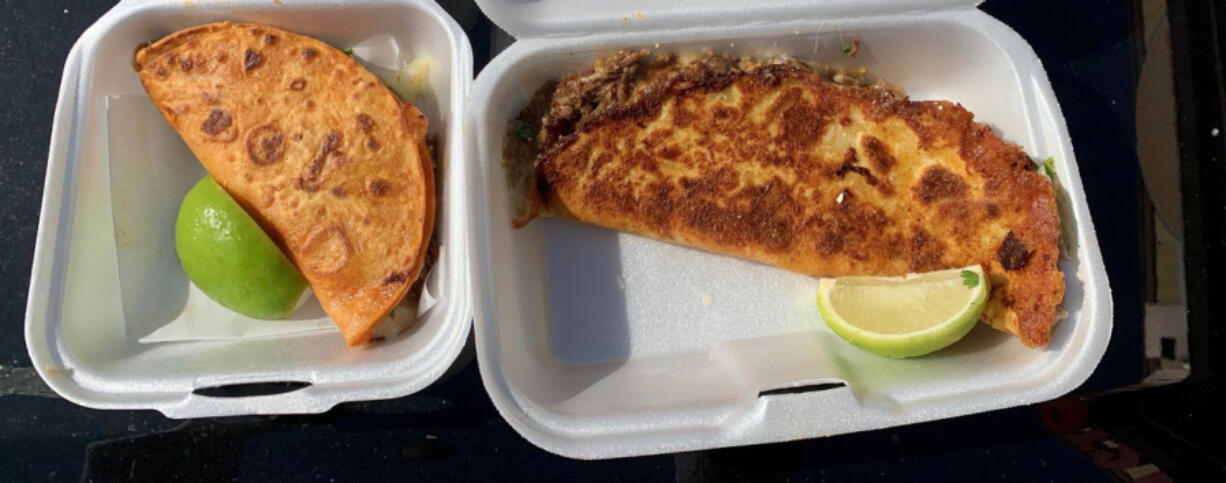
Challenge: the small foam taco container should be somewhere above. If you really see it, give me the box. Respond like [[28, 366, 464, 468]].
[[466, 0, 1113, 459], [26, 0, 474, 417]]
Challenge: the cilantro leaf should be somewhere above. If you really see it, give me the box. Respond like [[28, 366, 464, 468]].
[[1042, 156, 1056, 179], [512, 119, 537, 141], [341, 47, 354, 56], [961, 269, 979, 289], [842, 45, 852, 54]]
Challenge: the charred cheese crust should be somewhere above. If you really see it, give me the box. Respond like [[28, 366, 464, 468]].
[[516, 55, 1063, 347]]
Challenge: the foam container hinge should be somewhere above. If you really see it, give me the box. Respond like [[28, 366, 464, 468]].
[[468, 0, 1113, 459], [25, 0, 474, 418]]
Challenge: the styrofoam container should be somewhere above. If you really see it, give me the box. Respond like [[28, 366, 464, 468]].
[[469, 0, 1113, 459], [25, 0, 473, 417]]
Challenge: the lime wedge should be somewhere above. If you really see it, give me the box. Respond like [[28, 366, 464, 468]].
[[816, 265, 988, 358], [176, 176, 307, 319]]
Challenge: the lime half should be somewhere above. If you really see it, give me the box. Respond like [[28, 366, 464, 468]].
[[816, 265, 988, 358]]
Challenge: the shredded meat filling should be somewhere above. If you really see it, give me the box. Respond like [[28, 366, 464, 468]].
[[542, 49, 649, 141]]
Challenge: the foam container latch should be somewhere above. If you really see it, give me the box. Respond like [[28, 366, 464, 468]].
[[468, 0, 1113, 458], [26, 0, 474, 417]]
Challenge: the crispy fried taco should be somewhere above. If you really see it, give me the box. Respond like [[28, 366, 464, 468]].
[[507, 51, 1063, 347], [137, 22, 434, 346]]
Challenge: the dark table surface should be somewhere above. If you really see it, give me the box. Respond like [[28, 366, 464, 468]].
[[0, 0, 1197, 481]]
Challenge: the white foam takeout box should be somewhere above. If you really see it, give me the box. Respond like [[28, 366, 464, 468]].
[[27, 0, 1114, 459], [468, 0, 1113, 458], [26, 0, 473, 417]]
